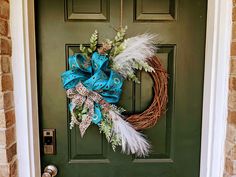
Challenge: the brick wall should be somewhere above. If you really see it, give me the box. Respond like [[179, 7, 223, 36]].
[[224, 1, 236, 177], [0, 0, 17, 177]]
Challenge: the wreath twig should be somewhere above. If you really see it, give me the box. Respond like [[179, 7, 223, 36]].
[[127, 56, 168, 130]]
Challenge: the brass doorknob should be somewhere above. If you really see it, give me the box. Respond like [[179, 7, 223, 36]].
[[42, 165, 58, 177]]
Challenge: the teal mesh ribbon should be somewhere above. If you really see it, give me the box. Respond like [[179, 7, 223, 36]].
[[61, 52, 124, 128]]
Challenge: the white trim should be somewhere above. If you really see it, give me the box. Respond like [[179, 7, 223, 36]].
[[10, 0, 231, 176], [200, 0, 232, 177], [10, 0, 41, 177]]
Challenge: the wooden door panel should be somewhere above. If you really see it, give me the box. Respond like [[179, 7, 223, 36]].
[[135, 0, 176, 21], [36, 0, 206, 176], [65, 0, 109, 21], [70, 126, 109, 163]]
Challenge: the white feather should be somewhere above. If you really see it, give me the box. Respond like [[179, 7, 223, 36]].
[[112, 34, 157, 78], [109, 110, 150, 157]]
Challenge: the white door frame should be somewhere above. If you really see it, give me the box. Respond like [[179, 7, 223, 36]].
[[10, 0, 232, 177]]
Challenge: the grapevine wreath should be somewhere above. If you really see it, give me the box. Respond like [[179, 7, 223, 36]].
[[61, 27, 168, 157]]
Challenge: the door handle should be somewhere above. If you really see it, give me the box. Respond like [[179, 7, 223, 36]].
[[42, 165, 58, 177]]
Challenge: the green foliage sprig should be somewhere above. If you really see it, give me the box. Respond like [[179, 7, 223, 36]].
[[133, 61, 155, 73], [124, 61, 154, 83], [80, 30, 98, 59], [70, 106, 89, 129], [89, 30, 98, 52], [109, 26, 128, 58], [99, 113, 121, 151], [127, 73, 141, 84]]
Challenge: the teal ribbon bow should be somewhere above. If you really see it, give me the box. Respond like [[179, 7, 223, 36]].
[[61, 52, 124, 125]]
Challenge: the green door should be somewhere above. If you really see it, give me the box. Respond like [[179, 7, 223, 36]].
[[36, 0, 206, 177]]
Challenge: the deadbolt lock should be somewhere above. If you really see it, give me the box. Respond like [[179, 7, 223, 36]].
[[43, 129, 56, 155]]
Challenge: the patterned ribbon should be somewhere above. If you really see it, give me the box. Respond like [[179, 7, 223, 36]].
[[67, 82, 112, 137]]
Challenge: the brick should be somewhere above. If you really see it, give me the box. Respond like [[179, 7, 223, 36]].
[[0, 126, 15, 147], [0, 110, 15, 129], [0, 75, 13, 92], [0, 159, 16, 177], [4, 110, 15, 128], [0, 20, 8, 36], [0, 38, 11, 55], [0, 0, 9, 20], [224, 159, 236, 175], [0, 130, 6, 146], [0, 92, 14, 110], [229, 76, 236, 91], [226, 124, 236, 143], [223, 173, 230, 177], [233, 160, 236, 174], [233, 23, 236, 41], [233, 6, 236, 22], [0, 163, 10, 177], [10, 160, 17, 177], [232, 42, 236, 56], [225, 157, 234, 175], [228, 91, 236, 110], [3, 92, 13, 109], [228, 110, 236, 125], [5, 127, 15, 147], [231, 59, 236, 75], [0, 111, 6, 128], [225, 143, 236, 163], [6, 143, 16, 163], [0, 149, 8, 163], [0, 143, 16, 163], [232, 145, 236, 160], [225, 139, 235, 157], [0, 56, 11, 74]]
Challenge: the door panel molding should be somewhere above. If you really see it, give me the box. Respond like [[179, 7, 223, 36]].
[[134, 0, 176, 21], [65, 0, 109, 21], [10, 0, 231, 177], [69, 127, 110, 163]]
